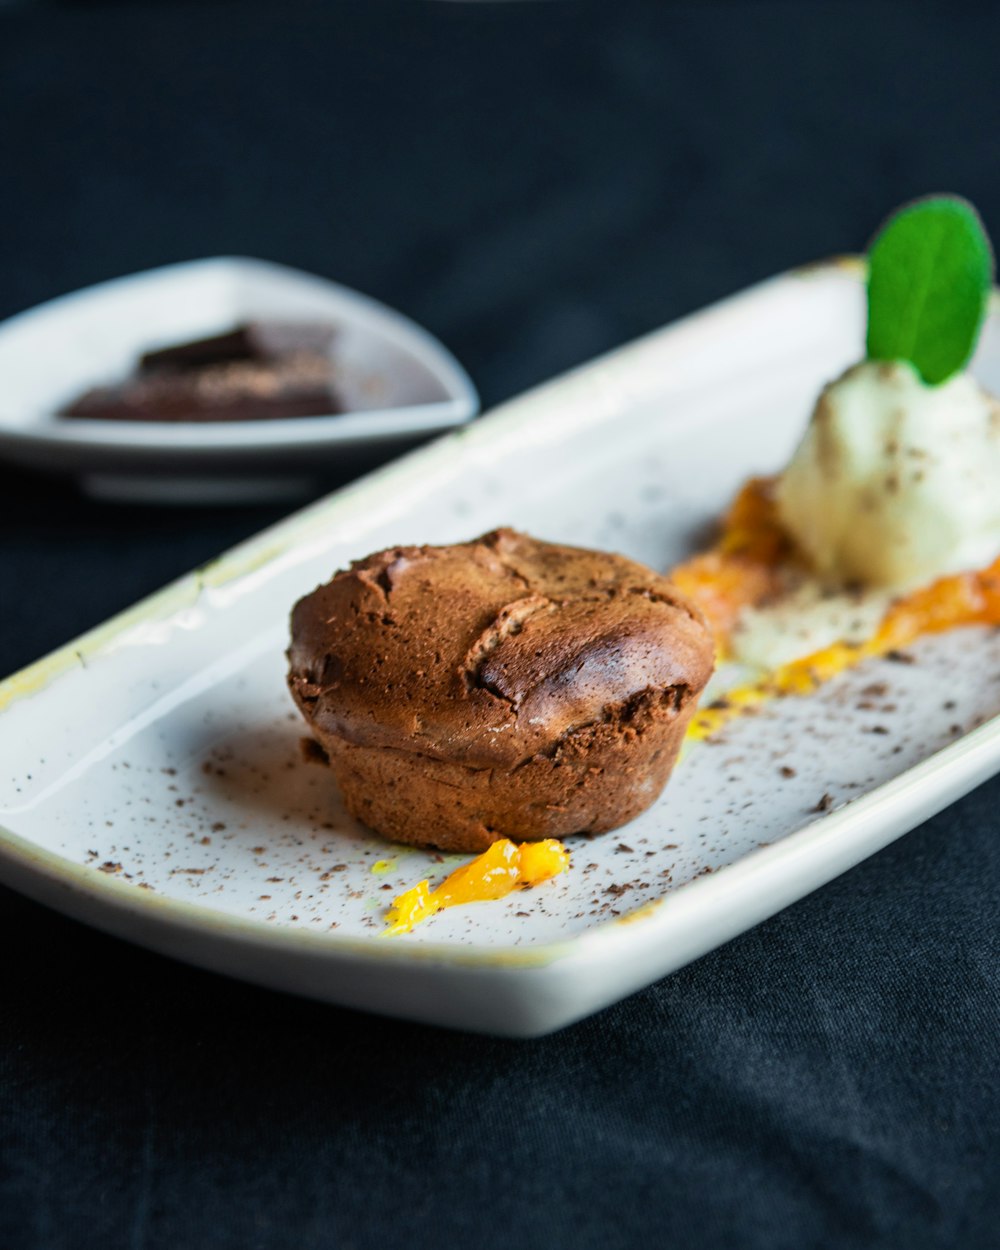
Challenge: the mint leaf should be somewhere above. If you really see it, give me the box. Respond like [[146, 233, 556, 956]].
[[866, 195, 994, 385]]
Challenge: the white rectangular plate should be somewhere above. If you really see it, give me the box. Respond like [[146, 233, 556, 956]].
[[4, 259, 1000, 1037]]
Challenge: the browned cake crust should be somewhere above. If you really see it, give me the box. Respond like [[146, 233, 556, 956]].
[[287, 528, 714, 852]]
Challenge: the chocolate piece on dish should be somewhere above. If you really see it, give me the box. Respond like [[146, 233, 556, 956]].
[[60, 321, 341, 423]]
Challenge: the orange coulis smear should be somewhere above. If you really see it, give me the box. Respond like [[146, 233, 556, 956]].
[[384, 838, 570, 935], [669, 476, 799, 648], [672, 477, 1000, 740]]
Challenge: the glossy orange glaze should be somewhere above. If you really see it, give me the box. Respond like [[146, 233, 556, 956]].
[[669, 478, 796, 654], [384, 838, 570, 935], [674, 477, 1000, 740]]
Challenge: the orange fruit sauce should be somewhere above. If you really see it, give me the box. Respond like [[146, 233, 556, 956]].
[[672, 477, 1000, 739], [384, 838, 570, 936]]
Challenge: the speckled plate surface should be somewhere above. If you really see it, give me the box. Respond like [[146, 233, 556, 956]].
[[4, 259, 1000, 1037]]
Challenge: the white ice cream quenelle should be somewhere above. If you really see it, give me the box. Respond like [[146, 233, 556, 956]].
[[776, 359, 1000, 589]]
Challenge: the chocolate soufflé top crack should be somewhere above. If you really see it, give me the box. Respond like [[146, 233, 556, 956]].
[[287, 528, 714, 772]]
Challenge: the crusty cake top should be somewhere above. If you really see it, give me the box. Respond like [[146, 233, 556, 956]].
[[288, 528, 714, 769]]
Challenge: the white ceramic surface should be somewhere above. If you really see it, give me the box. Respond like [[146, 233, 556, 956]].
[[0, 257, 479, 502], [3, 258, 1000, 1037]]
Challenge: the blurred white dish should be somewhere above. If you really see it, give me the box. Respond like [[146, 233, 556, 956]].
[[0, 257, 479, 503]]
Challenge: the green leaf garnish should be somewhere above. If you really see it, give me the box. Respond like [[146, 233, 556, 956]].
[[866, 195, 994, 385]]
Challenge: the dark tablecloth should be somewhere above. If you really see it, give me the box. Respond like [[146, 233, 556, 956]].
[[1, 2, 998, 1246]]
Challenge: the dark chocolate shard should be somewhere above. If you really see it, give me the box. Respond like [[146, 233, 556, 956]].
[[139, 321, 337, 371], [61, 321, 342, 423]]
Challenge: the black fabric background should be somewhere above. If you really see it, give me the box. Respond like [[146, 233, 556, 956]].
[[1, 2, 999, 1246]]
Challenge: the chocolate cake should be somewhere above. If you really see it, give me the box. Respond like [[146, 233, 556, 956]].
[[287, 529, 715, 853]]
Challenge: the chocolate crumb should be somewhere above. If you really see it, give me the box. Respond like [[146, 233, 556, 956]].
[[779, 765, 796, 778], [98, 861, 123, 874], [605, 883, 633, 897], [616, 843, 634, 853], [813, 793, 834, 813], [886, 650, 915, 664]]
